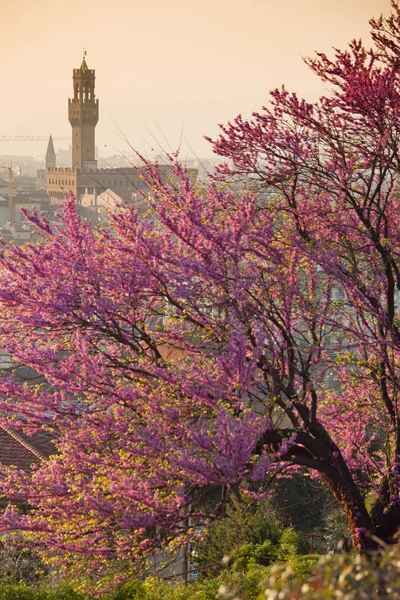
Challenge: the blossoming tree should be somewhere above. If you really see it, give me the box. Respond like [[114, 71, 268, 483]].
[[0, 2, 399, 582]]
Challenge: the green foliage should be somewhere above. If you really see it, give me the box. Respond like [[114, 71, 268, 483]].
[[0, 549, 318, 600], [277, 528, 309, 559], [216, 563, 269, 600], [193, 495, 282, 577], [0, 580, 85, 599], [109, 578, 147, 599], [229, 541, 277, 571], [287, 554, 319, 579], [262, 546, 400, 599], [0, 578, 217, 600], [111, 576, 219, 599]]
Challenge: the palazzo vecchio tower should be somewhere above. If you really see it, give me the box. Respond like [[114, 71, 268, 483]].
[[68, 52, 99, 171], [46, 52, 197, 205]]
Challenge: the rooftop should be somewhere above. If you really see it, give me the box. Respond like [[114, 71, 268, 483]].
[[0, 426, 54, 470]]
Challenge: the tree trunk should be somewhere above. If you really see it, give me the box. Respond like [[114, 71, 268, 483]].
[[324, 475, 378, 553]]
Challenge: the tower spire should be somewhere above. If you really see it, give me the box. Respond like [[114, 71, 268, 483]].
[[45, 134, 56, 170], [80, 48, 88, 72]]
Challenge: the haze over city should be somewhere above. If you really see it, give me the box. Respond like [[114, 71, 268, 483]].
[[0, 0, 392, 160]]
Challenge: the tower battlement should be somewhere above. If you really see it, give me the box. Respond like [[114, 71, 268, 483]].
[[47, 167, 77, 175], [68, 98, 99, 105], [73, 68, 95, 75]]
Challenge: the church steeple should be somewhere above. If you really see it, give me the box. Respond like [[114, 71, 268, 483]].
[[68, 51, 99, 172], [45, 134, 56, 170]]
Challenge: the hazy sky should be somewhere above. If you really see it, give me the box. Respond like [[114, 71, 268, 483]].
[[0, 0, 392, 160]]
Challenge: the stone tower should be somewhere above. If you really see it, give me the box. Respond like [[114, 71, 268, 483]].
[[45, 134, 56, 170], [68, 51, 99, 172]]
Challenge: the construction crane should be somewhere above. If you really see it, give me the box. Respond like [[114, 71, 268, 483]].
[[0, 162, 21, 222], [0, 136, 69, 142]]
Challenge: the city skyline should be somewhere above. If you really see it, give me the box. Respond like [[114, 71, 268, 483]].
[[0, 0, 391, 160]]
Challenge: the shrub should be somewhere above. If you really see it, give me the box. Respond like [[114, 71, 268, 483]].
[[262, 546, 400, 599], [277, 529, 309, 560], [0, 581, 85, 600], [193, 495, 282, 578], [112, 576, 219, 600]]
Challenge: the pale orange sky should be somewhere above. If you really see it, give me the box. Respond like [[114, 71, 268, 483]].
[[0, 0, 392, 159]]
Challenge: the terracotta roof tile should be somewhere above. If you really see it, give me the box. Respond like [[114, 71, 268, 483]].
[[0, 427, 54, 470]]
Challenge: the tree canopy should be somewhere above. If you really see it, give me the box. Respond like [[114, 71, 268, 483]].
[[0, 1, 399, 584]]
